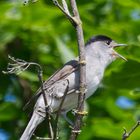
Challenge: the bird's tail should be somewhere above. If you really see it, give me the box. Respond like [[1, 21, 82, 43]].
[[20, 110, 45, 140]]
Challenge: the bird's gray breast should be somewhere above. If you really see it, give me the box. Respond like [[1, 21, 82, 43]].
[[85, 58, 104, 98]]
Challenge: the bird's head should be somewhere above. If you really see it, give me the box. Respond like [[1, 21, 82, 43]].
[[86, 35, 127, 64]]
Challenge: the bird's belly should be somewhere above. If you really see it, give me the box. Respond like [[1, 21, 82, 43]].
[[50, 75, 102, 112]]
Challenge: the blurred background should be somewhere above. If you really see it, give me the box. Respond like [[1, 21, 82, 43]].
[[0, 0, 140, 139]]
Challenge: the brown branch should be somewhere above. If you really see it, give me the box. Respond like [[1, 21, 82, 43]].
[[122, 121, 140, 140], [52, 0, 76, 26], [69, 0, 86, 140]]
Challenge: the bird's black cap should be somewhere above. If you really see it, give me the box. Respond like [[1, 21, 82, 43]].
[[86, 35, 112, 46]]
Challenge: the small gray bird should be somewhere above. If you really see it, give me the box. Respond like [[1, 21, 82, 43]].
[[20, 35, 126, 140]]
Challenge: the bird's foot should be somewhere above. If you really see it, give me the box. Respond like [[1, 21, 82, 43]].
[[79, 60, 86, 65], [72, 109, 88, 116]]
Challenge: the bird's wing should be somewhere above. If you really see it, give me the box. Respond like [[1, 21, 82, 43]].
[[23, 60, 79, 110], [41, 59, 79, 92]]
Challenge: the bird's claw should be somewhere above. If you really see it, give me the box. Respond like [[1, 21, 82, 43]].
[[73, 109, 88, 116], [79, 60, 86, 65]]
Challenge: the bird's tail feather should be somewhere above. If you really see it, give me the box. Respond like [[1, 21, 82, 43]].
[[20, 111, 45, 140]]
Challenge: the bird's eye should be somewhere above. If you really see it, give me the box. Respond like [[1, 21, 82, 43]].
[[106, 41, 110, 45]]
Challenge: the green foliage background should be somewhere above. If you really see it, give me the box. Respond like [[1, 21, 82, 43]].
[[0, 0, 140, 139]]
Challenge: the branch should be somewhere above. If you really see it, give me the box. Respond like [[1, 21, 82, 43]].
[[62, 0, 71, 15], [52, 0, 78, 26], [52, 0, 86, 139], [2, 55, 31, 75], [122, 121, 140, 140], [33, 133, 53, 140], [68, 0, 86, 140], [3, 55, 53, 139]]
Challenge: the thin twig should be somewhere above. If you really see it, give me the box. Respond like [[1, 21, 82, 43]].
[[3, 56, 53, 139], [33, 133, 53, 140], [53, 80, 69, 140], [61, 0, 71, 15], [2, 55, 30, 75], [122, 121, 140, 140], [35, 63, 54, 139], [52, 0, 77, 26]]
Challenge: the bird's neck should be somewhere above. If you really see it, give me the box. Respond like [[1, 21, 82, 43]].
[[86, 46, 112, 69]]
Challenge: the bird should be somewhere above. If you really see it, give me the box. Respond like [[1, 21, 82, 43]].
[[20, 35, 126, 140]]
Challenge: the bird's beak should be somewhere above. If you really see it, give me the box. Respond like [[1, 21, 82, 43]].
[[112, 51, 127, 61], [111, 42, 127, 61], [112, 43, 127, 48]]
